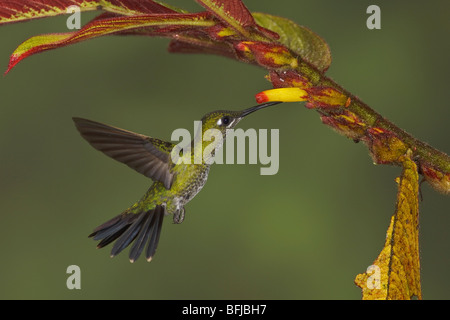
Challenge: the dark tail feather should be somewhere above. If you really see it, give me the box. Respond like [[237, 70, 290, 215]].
[[88, 205, 165, 263], [145, 207, 164, 262]]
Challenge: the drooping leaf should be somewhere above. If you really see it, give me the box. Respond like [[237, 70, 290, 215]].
[[355, 151, 422, 300], [5, 12, 216, 74], [252, 12, 331, 72], [0, 0, 99, 25]]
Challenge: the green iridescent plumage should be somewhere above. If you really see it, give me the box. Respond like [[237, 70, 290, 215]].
[[73, 101, 280, 263]]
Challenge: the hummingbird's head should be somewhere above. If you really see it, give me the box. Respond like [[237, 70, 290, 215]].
[[200, 101, 282, 135], [192, 101, 282, 164]]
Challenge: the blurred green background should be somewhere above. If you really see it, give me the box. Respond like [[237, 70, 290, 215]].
[[0, 0, 448, 300]]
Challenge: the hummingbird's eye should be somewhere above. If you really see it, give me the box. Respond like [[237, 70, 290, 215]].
[[220, 116, 231, 126]]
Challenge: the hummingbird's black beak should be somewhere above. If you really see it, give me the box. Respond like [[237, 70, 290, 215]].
[[240, 101, 282, 117]]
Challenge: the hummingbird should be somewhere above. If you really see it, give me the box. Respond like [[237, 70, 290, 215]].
[[73, 101, 281, 263]]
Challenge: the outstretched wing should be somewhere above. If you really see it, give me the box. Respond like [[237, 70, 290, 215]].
[[73, 117, 175, 189]]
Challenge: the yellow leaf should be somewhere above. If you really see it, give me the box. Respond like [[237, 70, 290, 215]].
[[355, 150, 421, 300]]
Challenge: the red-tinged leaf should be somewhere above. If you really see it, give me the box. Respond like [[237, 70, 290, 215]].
[[204, 24, 238, 40], [268, 70, 311, 89], [320, 110, 367, 140], [0, 0, 99, 25], [5, 12, 216, 74], [234, 41, 298, 69], [99, 0, 179, 15], [304, 86, 348, 108], [420, 163, 450, 195], [0, 0, 183, 26], [195, 0, 255, 36]]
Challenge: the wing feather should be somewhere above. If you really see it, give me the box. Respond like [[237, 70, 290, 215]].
[[73, 117, 176, 189]]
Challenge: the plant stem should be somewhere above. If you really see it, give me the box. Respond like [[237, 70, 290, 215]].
[[295, 60, 450, 175]]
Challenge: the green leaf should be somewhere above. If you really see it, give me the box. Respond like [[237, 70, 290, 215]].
[[253, 12, 331, 72]]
